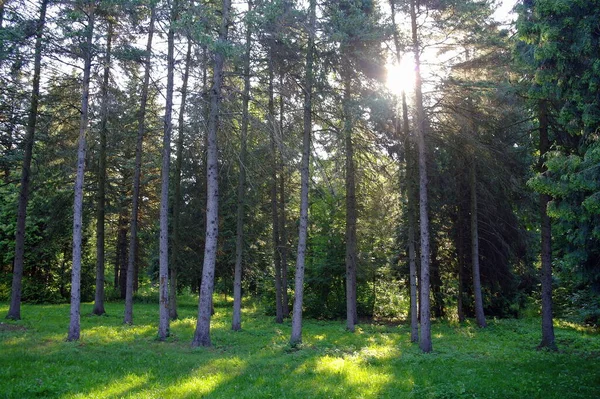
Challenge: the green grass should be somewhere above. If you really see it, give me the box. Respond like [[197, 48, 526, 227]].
[[1, 297, 599, 398]]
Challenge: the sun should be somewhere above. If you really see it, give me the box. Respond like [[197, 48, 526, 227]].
[[386, 54, 416, 96]]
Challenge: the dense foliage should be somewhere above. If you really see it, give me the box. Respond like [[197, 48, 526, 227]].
[[0, 0, 598, 348]]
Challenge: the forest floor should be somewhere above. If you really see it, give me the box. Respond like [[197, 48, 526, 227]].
[[0, 296, 599, 398]]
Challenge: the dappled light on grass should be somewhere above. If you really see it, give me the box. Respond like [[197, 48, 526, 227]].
[[162, 357, 245, 398], [69, 374, 149, 399]]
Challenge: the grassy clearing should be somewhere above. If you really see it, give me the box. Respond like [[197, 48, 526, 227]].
[[1, 297, 599, 398]]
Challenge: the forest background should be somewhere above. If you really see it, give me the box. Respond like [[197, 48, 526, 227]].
[[1, 0, 599, 352]]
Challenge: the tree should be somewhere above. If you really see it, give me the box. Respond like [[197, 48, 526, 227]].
[[124, 3, 155, 325], [232, 0, 253, 332], [410, 0, 432, 353], [6, 0, 48, 321], [192, 0, 231, 348], [68, 0, 96, 342], [92, 16, 114, 317], [290, 0, 315, 346]]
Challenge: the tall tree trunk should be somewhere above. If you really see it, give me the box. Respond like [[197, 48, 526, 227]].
[[538, 100, 557, 350], [457, 206, 466, 322], [410, 0, 432, 353], [117, 210, 128, 298], [290, 0, 315, 347], [269, 52, 284, 324], [279, 81, 289, 318], [232, 0, 252, 331], [170, 37, 192, 321], [343, 78, 357, 332], [92, 19, 113, 317], [390, 0, 418, 343], [6, 0, 48, 321], [470, 162, 487, 327], [192, 0, 231, 348], [124, 6, 155, 325], [403, 92, 419, 343], [158, 0, 179, 341], [67, 2, 95, 342]]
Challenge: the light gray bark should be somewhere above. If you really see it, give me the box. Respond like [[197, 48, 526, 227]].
[[470, 163, 487, 328], [410, 0, 432, 353], [192, 0, 231, 348], [290, 0, 315, 347], [125, 6, 155, 325], [344, 78, 357, 332], [6, 0, 48, 321], [158, 0, 180, 341], [170, 38, 192, 321], [68, 2, 95, 342]]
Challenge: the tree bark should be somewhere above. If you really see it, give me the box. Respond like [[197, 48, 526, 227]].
[[232, 0, 252, 331], [170, 37, 192, 321], [471, 162, 487, 327], [92, 19, 113, 317], [538, 100, 557, 350], [279, 81, 289, 318], [403, 91, 419, 343], [192, 0, 231, 348], [343, 78, 357, 332], [410, 0, 432, 353], [290, 0, 315, 347], [6, 0, 48, 321], [269, 52, 283, 324], [68, 2, 95, 342], [157, 0, 180, 341], [124, 6, 155, 325]]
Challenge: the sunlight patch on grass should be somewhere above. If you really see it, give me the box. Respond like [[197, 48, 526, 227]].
[[555, 319, 598, 334], [83, 324, 155, 344], [69, 373, 149, 399], [162, 357, 245, 398], [315, 355, 394, 394]]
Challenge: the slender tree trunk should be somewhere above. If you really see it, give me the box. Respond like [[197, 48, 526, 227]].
[[157, 0, 180, 341], [390, 0, 418, 342], [232, 0, 252, 331], [343, 78, 357, 332], [404, 93, 419, 342], [538, 100, 557, 350], [92, 20, 113, 317], [410, 0, 432, 353], [279, 82, 289, 318], [67, 3, 95, 342], [170, 38, 192, 321], [457, 208, 466, 322], [268, 52, 284, 324], [192, 0, 231, 348], [6, 0, 48, 321], [124, 7, 155, 325], [290, 0, 315, 347], [117, 210, 128, 298], [470, 162, 487, 327]]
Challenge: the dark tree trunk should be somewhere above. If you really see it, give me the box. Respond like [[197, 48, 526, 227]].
[[279, 82, 289, 318], [117, 210, 128, 299], [411, 0, 432, 353], [124, 6, 155, 325], [92, 20, 113, 317], [538, 100, 557, 350], [170, 37, 192, 321], [343, 78, 357, 332], [68, 2, 95, 342], [6, 0, 48, 321], [290, 0, 315, 347], [192, 0, 231, 348], [471, 162, 487, 327], [232, 1, 252, 331], [269, 53, 283, 324]]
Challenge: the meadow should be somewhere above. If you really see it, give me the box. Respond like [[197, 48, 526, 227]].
[[1, 296, 598, 398]]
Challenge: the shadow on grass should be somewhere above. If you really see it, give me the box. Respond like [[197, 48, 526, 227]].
[[1, 302, 599, 398]]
